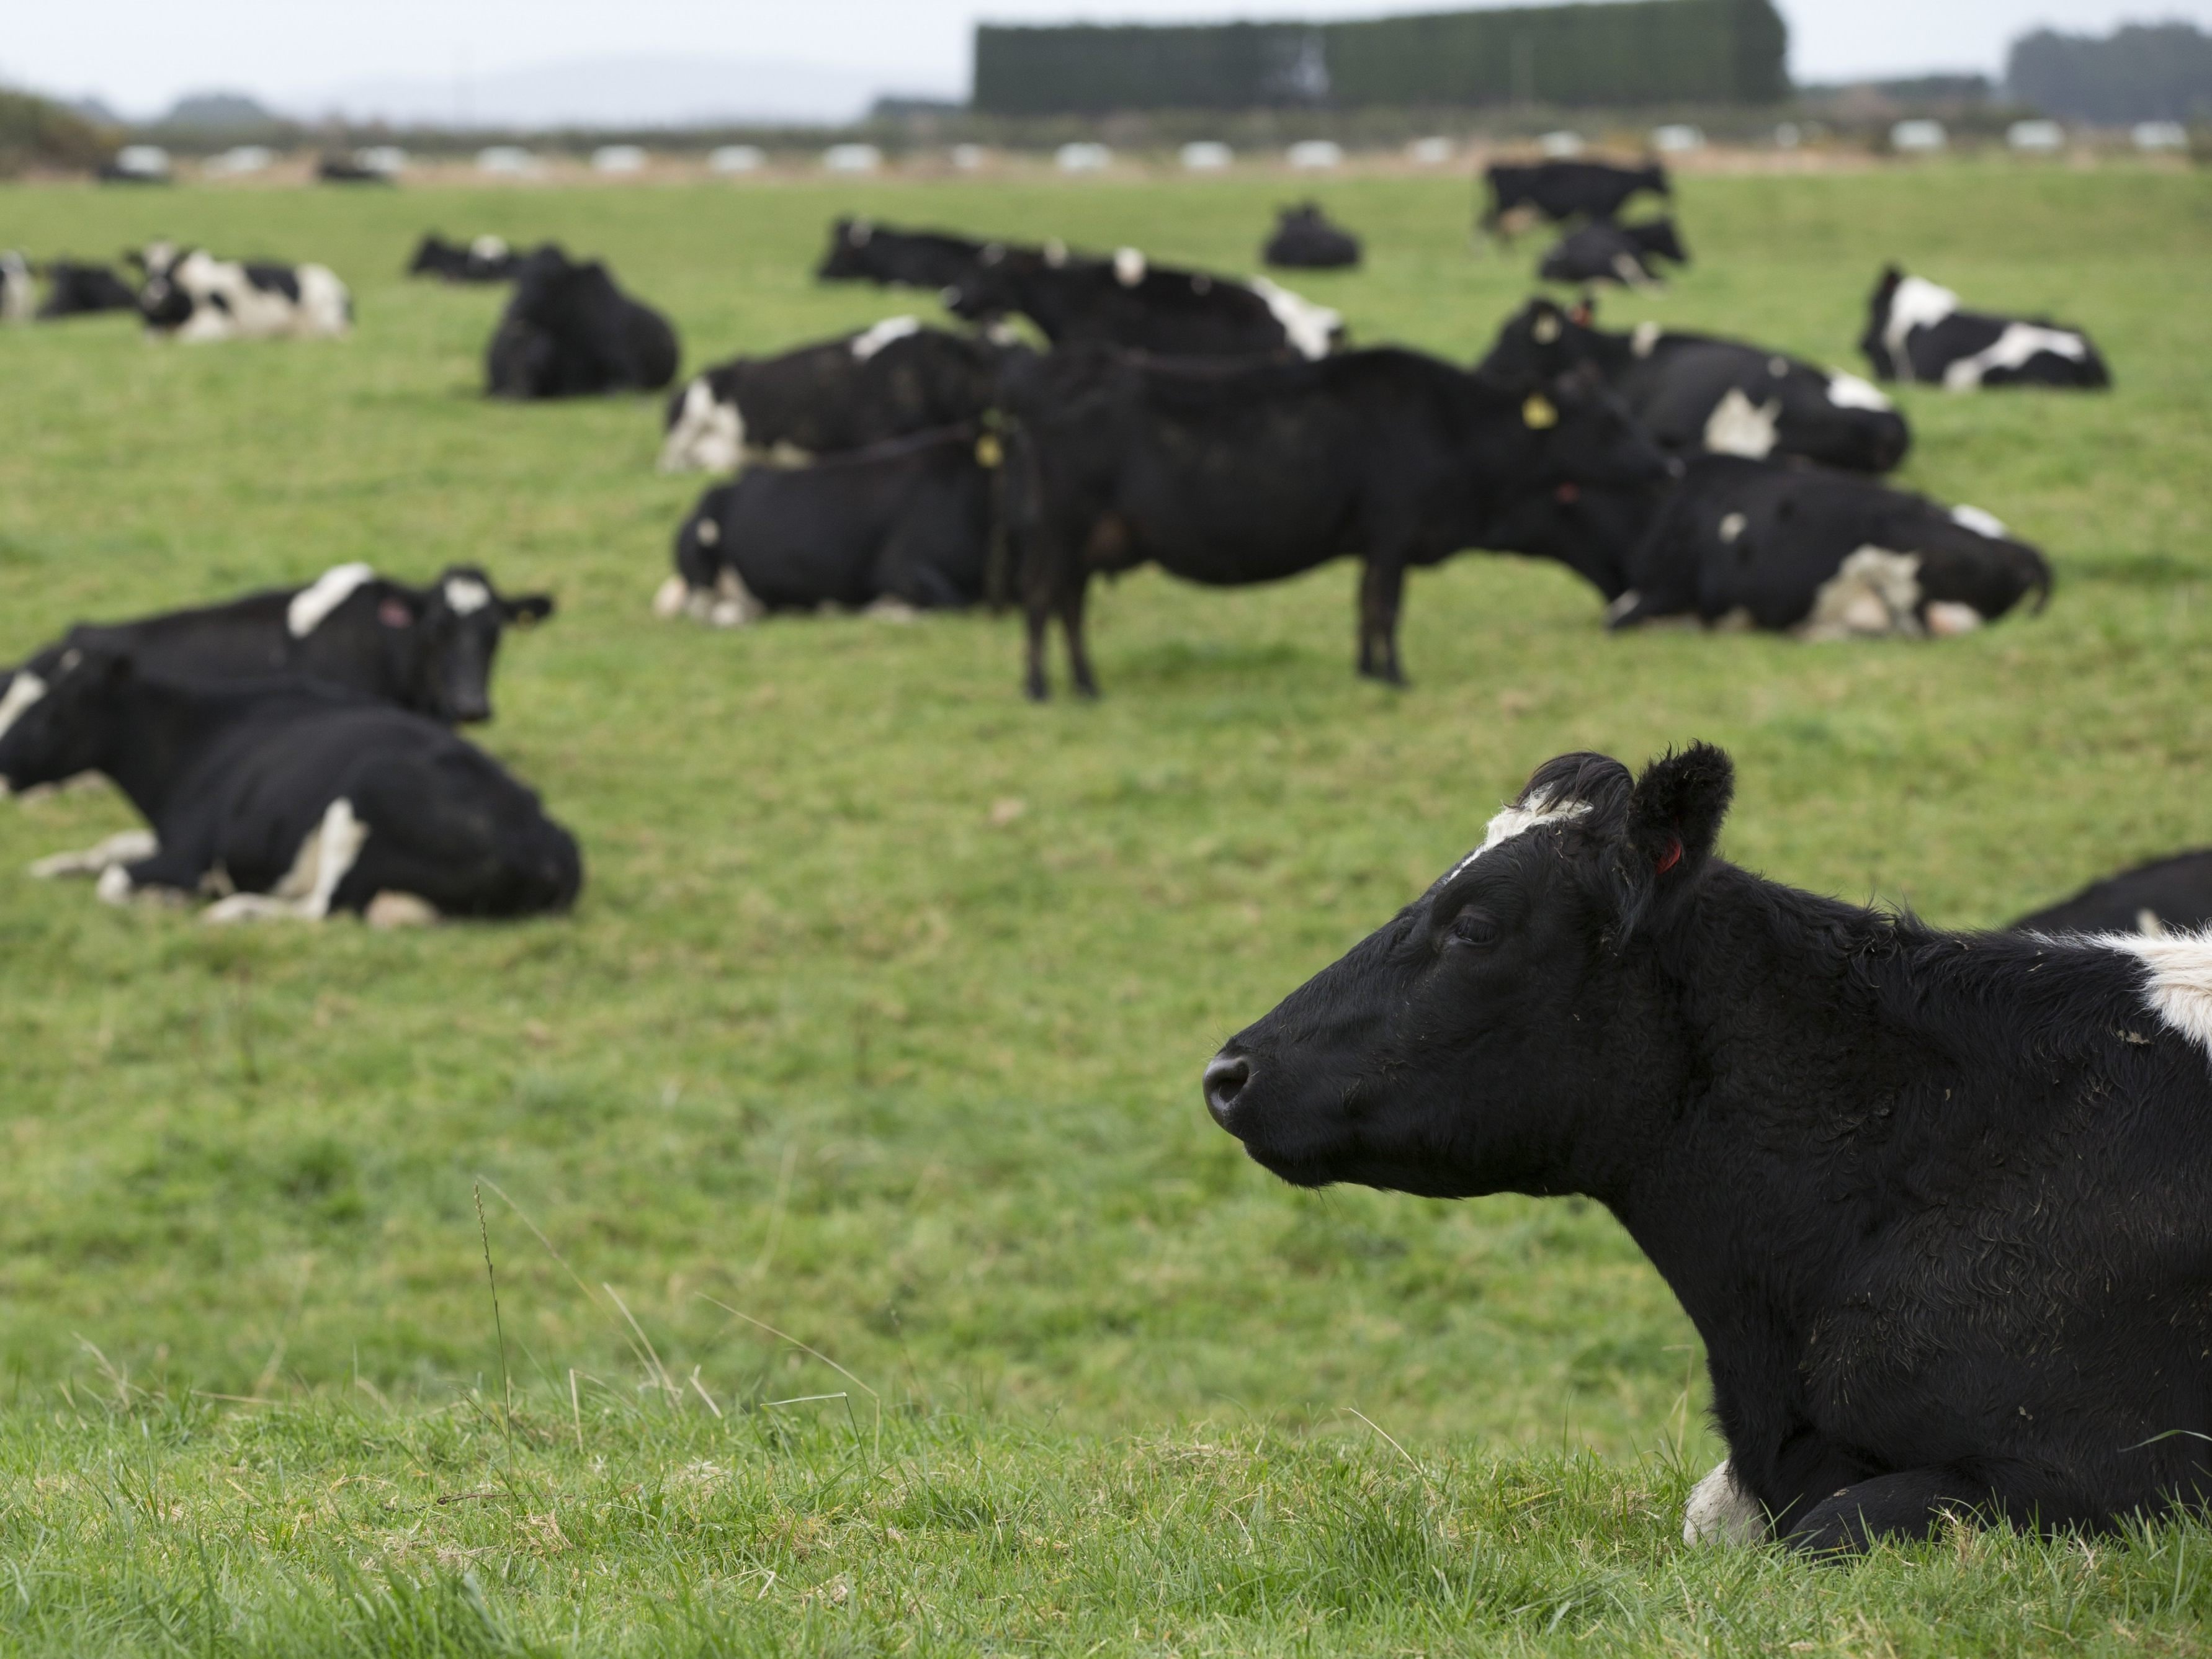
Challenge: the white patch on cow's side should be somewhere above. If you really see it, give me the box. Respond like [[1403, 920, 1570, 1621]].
[[1799, 546, 1924, 640], [1827, 371, 1893, 412], [163, 251, 351, 342], [0, 671, 50, 742], [1882, 274, 1960, 381], [1683, 1460, 1770, 1546], [1950, 504, 2008, 539], [2105, 931, 2212, 1061], [1446, 794, 1593, 881], [366, 891, 439, 929], [849, 315, 921, 360], [1940, 323, 2090, 391], [1923, 601, 1984, 637], [1113, 247, 1147, 287], [658, 377, 746, 474], [1246, 276, 1340, 361], [29, 829, 158, 880], [1717, 512, 1748, 543], [1631, 321, 1662, 359], [0, 252, 30, 324], [287, 563, 378, 638], [708, 568, 764, 629], [696, 517, 722, 547], [443, 576, 491, 616], [1703, 389, 1781, 459], [652, 575, 692, 620], [202, 797, 369, 924], [469, 234, 510, 262]]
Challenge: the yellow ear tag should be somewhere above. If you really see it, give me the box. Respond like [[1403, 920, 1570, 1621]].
[[975, 432, 1004, 468], [1523, 393, 1559, 430]]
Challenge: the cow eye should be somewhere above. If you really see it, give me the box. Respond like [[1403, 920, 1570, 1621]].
[[1448, 908, 1502, 949]]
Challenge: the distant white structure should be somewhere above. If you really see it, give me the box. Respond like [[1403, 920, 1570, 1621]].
[[951, 143, 988, 171], [823, 143, 882, 173], [111, 145, 171, 180], [1652, 124, 1705, 154], [2134, 121, 2189, 151], [1181, 140, 1233, 171], [709, 145, 764, 173], [355, 146, 407, 177], [1056, 142, 1111, 172], [592, 144, 647, 173], [1287, 139, 1345, 169], [1774, 122, 1803, 150], [1891, 120, 1947, 154], [1406, 136, 1454, 165], [207, 145, 273, 176], [477, 146, 539, 175], [2007, 120, 2064, 153], [1539, 130, 1584, 158]]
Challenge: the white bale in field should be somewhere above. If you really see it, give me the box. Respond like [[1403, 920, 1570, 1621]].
[[951, 143, 988, 170], [1181, 141, 1233, 171], [1057, 142, 1111, 172], [710, 145, 764, 173], [592, 145, 647, 174], [477, 146, 539, 175], [208, 146, 272, 175], [2007, 120, 2064, 153], [1652, 124, 1704, 154], [1891, 120, 1947, 153], [1287, 139, 1344, 169], [2134, 121, 2188, 151], [1775, 122, 1803, 149], [1406, 136, 1454, 165], [1539, 130, 1584, 158], [824, 143, 882, 172], [356, 146, 406, 176], [112, 145, 171, 179]]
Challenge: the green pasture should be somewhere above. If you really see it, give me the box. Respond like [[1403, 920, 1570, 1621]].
[[0, 160, 2208, 1652]]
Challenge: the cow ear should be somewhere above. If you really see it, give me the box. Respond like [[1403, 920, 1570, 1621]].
[[1624, 743, 1733, 890], [504, 593, 556, 626]]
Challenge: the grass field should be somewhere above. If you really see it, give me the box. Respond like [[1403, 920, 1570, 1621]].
[[1, 159, 2210, 1653]]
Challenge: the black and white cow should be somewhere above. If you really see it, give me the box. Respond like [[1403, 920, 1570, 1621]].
[[2012, 851, 2212, 937], [36, 260, 141, 320], [1262, 203, 1362, 271], [132, 243, 352, 341], [813, 219, 995, 290], [2, 564, 554, 727], [1481, 159, 1670, 244], [947, 244, 1341, 360], [0, 646, 581, 924], [1539, 218, 1689, 289], [486, 245, 679, 398], [410, 233, 521, 282], [0, 253, 30, 323], [659, 318, 1010, 473], [1207, 741, 2212, 1551], [1478, 298, 1911, 473], [656, 426, 996, 624], [1005, 347, 1670, 697], [1860, 267, 2111, 390], [318, 154, 393, 185], [1604, 455, 2052, 637]]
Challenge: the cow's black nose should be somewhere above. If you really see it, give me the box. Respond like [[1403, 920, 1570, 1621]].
[[1204, 1052, 1252, 1126]]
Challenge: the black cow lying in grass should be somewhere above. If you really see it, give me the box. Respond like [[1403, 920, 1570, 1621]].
[[2, 563, 553, 729], [1861, 267, 2111, 390], [486, 246, 679, 398], [815, 219, 995, 291], [1482, 158, 1670, 244], [1003, 346, 1669, 697], [410, 233, 521, 282], [35, 260, 141, 319], [660, 318, 1013, 473], [1262, 203, 1361, 271], [1207, 741, 2212, 1552], [656, 427, 994, 625], [0, 648, 581, 925], [1539, 218, 1688, 290], [947, 244, 1341, 359], [2013, 851, 2212, 937], [1479, 298, 1911, 473]]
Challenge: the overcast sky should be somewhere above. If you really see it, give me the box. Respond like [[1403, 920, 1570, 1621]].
[[6, 0, 2210, 118]]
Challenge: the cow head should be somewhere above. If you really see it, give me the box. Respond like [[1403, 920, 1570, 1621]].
[[1631, 218, 1689, 265], [133, 244, 195, 328], [1517, 366, 1674, 491], [1479, 473, 1660, 602], [0, 638, 129, 793], [384, 567, 555, 724], [1474, 297, 1602, 388], [815, 218, 877, 280], [1204, 745, 1734, 1199]]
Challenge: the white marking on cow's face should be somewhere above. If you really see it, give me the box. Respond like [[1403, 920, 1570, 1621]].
[[443, 577, 491, 616], [1631, 321, 1662, 359], [1940, 322, 2090, 391], [1825, 371, 1892, 412], [1683, 1460, 1769, 1546], [1800, 546, 1923, 640], [1951, 504, 2008, 539], [2105, 931, 2212, 1061], [1113, 247, 1147, 287], [659, 377, 746, 473], [1247, 276, 1340, 360], [849, 315, 921, 360], [1718, 512, 1747, 543], [0, 671, 50, 742], [287, 563, 378, 637], [469, 234, 510, 261], [1881, 275, 1959, 381], [204, 797, 368, 924], [1445, 793, 1593, 882], [0, 252, 30, 324], [1703, 389, 1781, 458]]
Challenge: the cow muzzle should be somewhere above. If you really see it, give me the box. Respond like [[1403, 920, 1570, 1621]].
[[1203, 1050, 1253, 1130]]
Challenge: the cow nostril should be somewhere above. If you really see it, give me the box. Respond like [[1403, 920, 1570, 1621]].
[[1203, 1053, 1252, 1125]]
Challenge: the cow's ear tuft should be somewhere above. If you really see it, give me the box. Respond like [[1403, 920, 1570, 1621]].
[[1626, 743, 1732, 880]]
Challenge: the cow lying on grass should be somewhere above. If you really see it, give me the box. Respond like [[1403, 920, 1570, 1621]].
[[2013, 851, 2212, 936], [410, 233, 521, 282], [1004, 346, 1669, 697], [660, 319, 1011, 473], [1480, 158, 1670, 244], [1207, 741, 2212, 1552], [2, 563, 553, 728], [947, 245, 1341, 359], [37, 260, 140, 320], [0, 648, 581, 924], [1262, 203, 1361, 271], [1539, 218, 1689, 290], [815, 219, 995, 292], [656, 427, 995, 625], [132, 243, 352, 341], [1479, 298, 1910, 473], [486, 246, 679, 398], [1861, 267, 2111, 390]]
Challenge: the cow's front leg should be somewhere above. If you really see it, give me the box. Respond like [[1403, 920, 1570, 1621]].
[[1781, 1467, 1997, 1554], [1358, 560, 1409, 685]]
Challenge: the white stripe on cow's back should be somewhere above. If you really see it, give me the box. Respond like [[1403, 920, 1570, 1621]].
[[444, 576, 491, 615], [1446, 794, 1593, 882], [0, 671, 50, 741], [1825, 370, 1892, 412], [1246, 277, 1340, 361], [287, 563, 378, 637], [2102, 931, 2212, 1060], [849, 315, 921, 361], [1683, 1460, 1770, 1545], [1113, 247, 1147, 287], [1941, 322, 2090, 391], [1951, 503, 2008, 539], [1883, 274, 1959, 380]]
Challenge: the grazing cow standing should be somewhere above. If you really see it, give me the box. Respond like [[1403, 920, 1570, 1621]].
[[1478, 298, 1911, 473], [133, 244, 351, 341], [35, 261, 141, 320], [0, 253, 29, 323], [2012, 851, 2212, 937], [1005, 347, 1670, 697], [1539, 218, 1689, 290], [486, 245, 679, 398], [814, 219, 995, 291], [660, 319, 1011, 473], [1207, 741, 2212, 1551], [410, 233, 521, 282], [1480, 159, 1670, 244], [656, 426, 996, 624], [0, 648, 581, 925], [1860, 266, 2111, 390], [1262, 203, 1362, 271], [947, 245, 1341, 359]]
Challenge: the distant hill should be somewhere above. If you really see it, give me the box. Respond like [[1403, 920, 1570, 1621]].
[[159, 91, 285, 128], [2009, 22, 2212, 124]]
